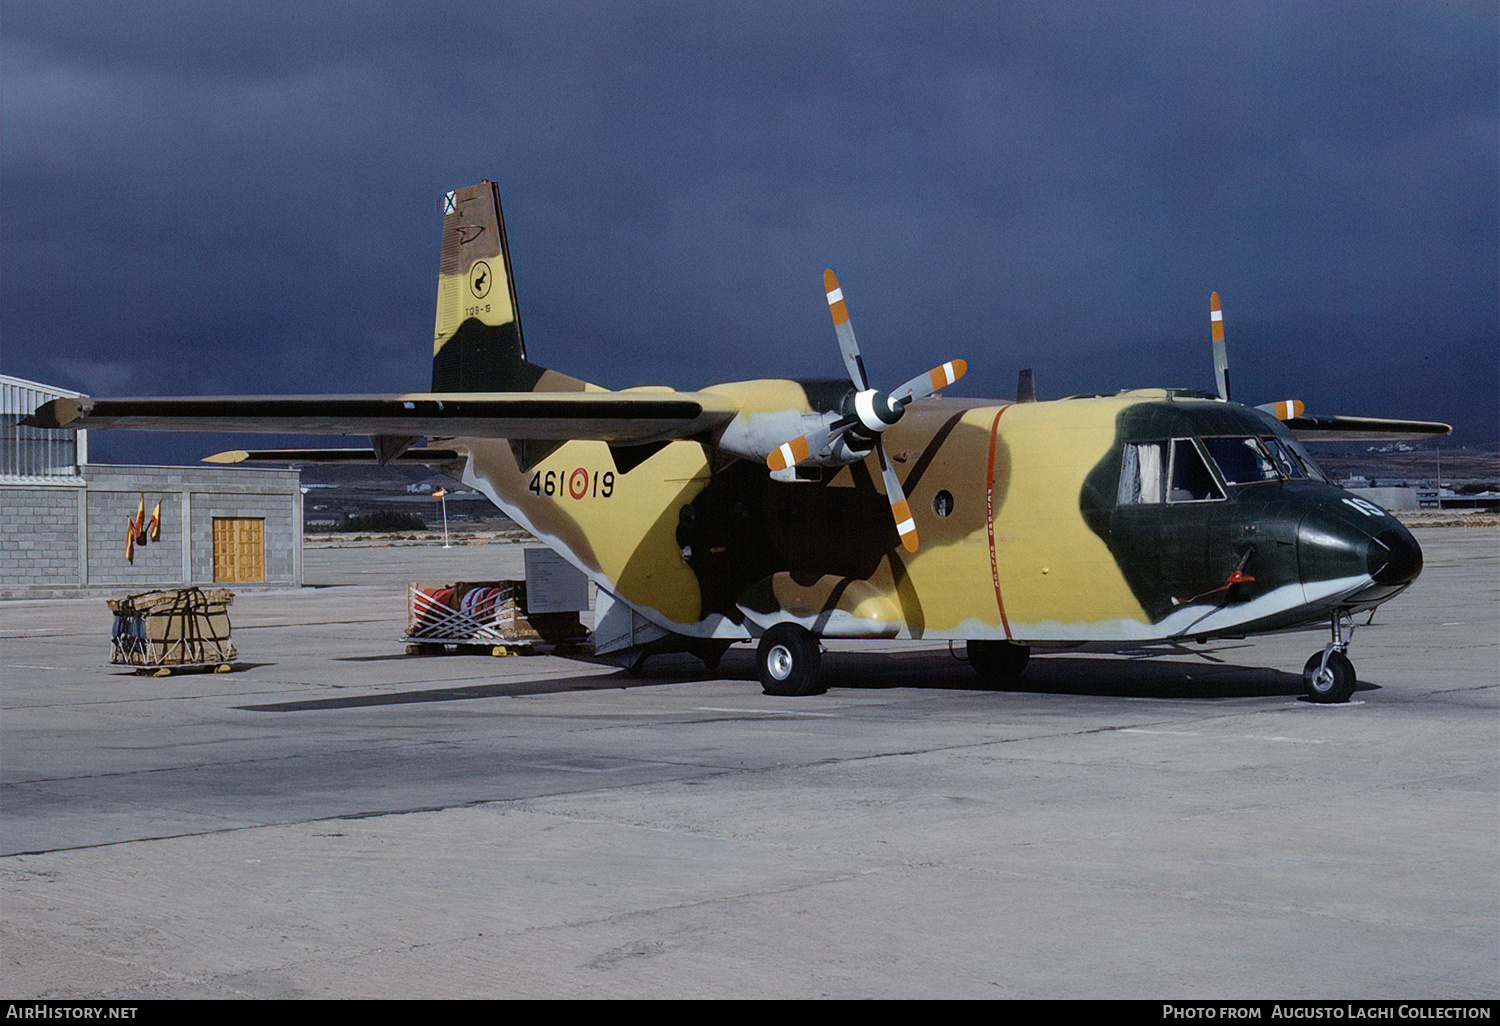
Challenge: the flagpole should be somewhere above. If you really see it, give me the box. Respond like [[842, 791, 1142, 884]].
[[433, 488, 449, 548]]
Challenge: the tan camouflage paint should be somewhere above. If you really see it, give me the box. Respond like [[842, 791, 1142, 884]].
[[462, 384, 1151, 640]]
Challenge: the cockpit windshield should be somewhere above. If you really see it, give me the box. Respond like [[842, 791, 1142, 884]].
[[1202, 436, 1279, 484]]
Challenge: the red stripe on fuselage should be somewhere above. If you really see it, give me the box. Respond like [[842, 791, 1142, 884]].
[[986, 406, 1012, 639]]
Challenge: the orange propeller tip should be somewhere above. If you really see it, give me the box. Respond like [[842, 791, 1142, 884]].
[[768, 436, 810, 472], [926, 359, 968, 391], [891, 500, 918, 552]]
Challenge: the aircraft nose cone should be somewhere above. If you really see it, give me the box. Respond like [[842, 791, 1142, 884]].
[[1366, 525, 1422, 586]]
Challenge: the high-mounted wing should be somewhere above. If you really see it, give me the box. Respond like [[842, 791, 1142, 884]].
[[23, 392, 737, 445], [203, 448, 462, 465], [1278, 415, 1453, 442]]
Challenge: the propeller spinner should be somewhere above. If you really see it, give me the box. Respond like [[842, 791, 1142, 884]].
[[766, 269, 967, 553]]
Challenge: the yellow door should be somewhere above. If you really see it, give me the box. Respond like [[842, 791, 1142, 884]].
[[212, 517, 265, 582]]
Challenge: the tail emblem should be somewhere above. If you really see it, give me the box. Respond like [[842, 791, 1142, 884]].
[[469, 261, 491, 298]]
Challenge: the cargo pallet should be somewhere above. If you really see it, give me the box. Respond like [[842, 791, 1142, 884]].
[[109, 587, 237, 675], [403, 581, 589, 657]]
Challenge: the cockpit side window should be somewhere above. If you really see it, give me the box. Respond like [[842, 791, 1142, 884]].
[[1169, 438, 1225, 502], [1202, 436, 1279, 485], [1117, 439, 1225, 504], [1118, 441, 1165, 504]]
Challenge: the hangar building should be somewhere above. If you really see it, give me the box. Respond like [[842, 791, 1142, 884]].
[[2, 375, 303, 598]]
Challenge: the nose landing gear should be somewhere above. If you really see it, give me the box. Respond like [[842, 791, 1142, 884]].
[[1303, 612, 1359, 703]]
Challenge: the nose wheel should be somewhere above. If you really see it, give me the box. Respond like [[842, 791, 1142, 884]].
[[1303, 613, 1359, 703]]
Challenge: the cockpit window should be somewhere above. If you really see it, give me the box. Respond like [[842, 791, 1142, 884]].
[[1169, 438, 1225, 501], [1118, 442, 1165, 504], [1259, 436, 1306, 479], [1282, 435, 1327, 482], [1202, 436, 1279, 485], [1118, 439, 1225, 505]]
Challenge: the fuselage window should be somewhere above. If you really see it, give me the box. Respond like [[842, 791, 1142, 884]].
[[1203, 436, 1279, 485], [1169, 438, 1225, 502]]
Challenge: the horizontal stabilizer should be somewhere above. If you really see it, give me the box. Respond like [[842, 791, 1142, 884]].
[[1283, 415, 1452, 442], [204, 448, 462, 465], [25, 392, 736, 445]]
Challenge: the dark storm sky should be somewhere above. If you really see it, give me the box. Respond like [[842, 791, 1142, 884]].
[[3, 1, 1496, 463]]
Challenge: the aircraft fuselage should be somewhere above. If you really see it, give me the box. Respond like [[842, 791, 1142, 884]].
[[457, 386, 1422, 648]]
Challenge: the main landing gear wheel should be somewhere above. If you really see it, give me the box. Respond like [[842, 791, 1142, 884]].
[[757, 624, 823, 697], [966, 640, 1031, 682], [1303, 650, 1356, 704]]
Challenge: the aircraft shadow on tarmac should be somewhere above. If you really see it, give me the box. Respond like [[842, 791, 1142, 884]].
[[237, 642, 1359, 712], [235, 671, 680, 712], [812, 649, 1337, 701]]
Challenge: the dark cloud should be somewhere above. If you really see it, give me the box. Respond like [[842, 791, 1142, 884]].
[[4, 0, 1495, 464]]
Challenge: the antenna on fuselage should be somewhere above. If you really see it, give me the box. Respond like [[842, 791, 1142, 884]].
[[1016, 368, 1036, 404]]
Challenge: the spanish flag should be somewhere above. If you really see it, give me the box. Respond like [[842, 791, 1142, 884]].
[[148, 499, 162, 542], [134, 494, 149, 546], [125, 517, 136, 563]]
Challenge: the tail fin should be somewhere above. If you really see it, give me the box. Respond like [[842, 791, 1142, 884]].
[[432, 181, 584, 394]]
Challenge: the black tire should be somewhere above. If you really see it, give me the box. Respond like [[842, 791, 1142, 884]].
[[757, 624, 822, 696], [967, 640, 1030, 682], [1303, 650, 1357, 703]]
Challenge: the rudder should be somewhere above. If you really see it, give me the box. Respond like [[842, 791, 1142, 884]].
[[432, 181, 564, 393]]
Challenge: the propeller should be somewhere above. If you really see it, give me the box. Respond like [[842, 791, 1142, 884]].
[[766, 269, 967, 553]]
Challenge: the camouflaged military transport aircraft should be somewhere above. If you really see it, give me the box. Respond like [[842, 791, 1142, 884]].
[[27, 181, 1451, 703]]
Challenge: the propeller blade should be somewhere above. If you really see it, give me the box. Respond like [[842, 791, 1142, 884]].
[[892, 360, 967, 405], [1256, 399, 1306, 421], [766, 417, 852, 472], [1210, 291, 1231, 401], [825, 269, 869, 390], [877, 441, 919, 553], [767, 433, 815, 472]]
